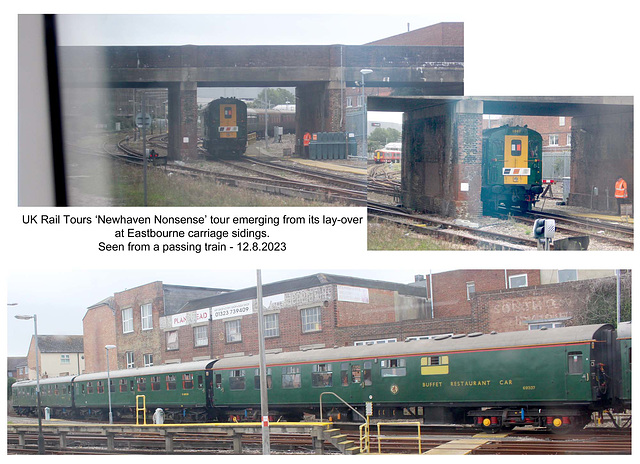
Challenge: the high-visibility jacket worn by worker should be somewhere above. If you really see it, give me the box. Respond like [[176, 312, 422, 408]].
[[615, 178, 628, 199]]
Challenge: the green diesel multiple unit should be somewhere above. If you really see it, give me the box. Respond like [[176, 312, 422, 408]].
[[481, 125, 544, 215], [12, 324, 631, 432]]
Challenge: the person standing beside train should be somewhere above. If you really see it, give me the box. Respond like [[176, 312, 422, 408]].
[[614, 176, 628, 216]]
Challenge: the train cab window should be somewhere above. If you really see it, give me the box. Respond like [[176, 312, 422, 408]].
[[510, 139, 522, 156], [254, 368, 272, 389], [363, 361, 372, 386], [568, 352, 583, 375], [229, 370, 245, 391], [224, 107, 233, 119], [381, 358, 406, 377], [137, 377, 147, 392], [312, 364, 333, 387], [182, 373, 194, 390], [282, 366, 301, 389], [151, 376, 161, 391], [166, 375, 177, 390]]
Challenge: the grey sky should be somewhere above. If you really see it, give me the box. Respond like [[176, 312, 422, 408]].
[[6, 269, 432, 357]]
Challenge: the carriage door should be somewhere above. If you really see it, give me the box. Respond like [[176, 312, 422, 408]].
[[565, 349, 589, 400], [503, 135, 529, 185]]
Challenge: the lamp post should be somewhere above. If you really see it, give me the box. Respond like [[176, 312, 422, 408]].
[[105, 345, 116, 424], [15, 314, 45, 454], [360, 69, 373, 158]]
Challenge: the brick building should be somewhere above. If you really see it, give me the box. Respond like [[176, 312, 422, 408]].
[[158, 274, 428, 363], [82, 282, 229, 372]]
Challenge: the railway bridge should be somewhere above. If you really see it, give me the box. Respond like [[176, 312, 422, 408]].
[[368, 96, 634, 218], [58, 44, 463, 160]]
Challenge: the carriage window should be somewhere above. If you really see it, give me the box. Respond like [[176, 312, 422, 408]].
[[97, 381, 104, 394], [312, 363, 333, 387], [381, 358, 406, 377], [341, 363, 349, 386], [229, 370, 245, 391], [166, 375, 177, 391], [151, 376, 161, 391], [182, 373, 194, 390], [215, 374, 222, 389], [87, 382, 93, 394], [137, 377, 147, 392], [254, 368, 272, 390], [363, 361, 372, 386], [282, 366, 301, 389], [568, 352, 583, 375], [119, 379, 127, 393], [352, 365, 362, 384]]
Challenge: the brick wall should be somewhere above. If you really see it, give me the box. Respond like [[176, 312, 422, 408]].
[[114, 281, 165, 369], [82, 302, 116, 373]]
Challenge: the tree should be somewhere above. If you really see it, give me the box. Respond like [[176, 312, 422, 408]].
[[249, 88, 295, 108], [571, 273, 632, 327], [368, 127, 401, 152]]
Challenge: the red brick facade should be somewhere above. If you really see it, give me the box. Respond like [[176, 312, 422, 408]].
[[82, 299, 117, 373]]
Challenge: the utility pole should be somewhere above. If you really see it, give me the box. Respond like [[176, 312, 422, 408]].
[[256, 270, 270, 454]]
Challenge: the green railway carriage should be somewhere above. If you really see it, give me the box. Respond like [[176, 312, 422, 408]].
[[73, 360, 215, 422], [481, 125, 544, 215], [616, 321, 632, 409], [12, 376, 75, 417], [211, 324, 618, 432]]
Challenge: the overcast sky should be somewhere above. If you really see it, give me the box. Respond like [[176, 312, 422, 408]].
[[6, 269, 434, 357]]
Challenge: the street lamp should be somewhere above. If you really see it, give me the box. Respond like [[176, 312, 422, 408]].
[[360, 69, 373, 158], [15, 314, 45, 454], [105, 345, 116, 424]]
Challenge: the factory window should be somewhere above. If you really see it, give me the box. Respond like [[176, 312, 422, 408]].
[[137, 377, 147, 392], [549, 134, 559, 146], [558, 270, 578, 283], [141, 303, 153, 330], [508, 274, 528, 288], [381, 358, 406, 377], [264, 313, 280, 338], [144, 354, 153, 367], [228, 370, 245, 391], [194, 325, 208, 347], [182, 373, 194, 390], [151, 376, 161, 391], [166, 331, 179, 351], [301, 307, 322, 333], [566, 133, 572, 146], [254, 368, 273, 390], [60, 354, 70, 364], [225, 319, 242, 343], [119, 379, 127, 393], [354, 338, 397, 346], [166, 375, 177, 391], [346, 97, 353, 108], [126, 351, 135, 369], [559, 116, 566, 126], [312, 363, 333, 387], [122, 307, 133, 333], [528, 321, 565, 330], [282, 366, 301, 389], [466, 281, 476, 300], [568, 352, 583, 375]]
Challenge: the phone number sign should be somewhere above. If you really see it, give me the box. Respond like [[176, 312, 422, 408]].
[[171, 300, 253, 327]]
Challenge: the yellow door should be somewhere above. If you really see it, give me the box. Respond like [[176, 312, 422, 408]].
[[219, 104, 238, 139], [503, 135, 529, 184]]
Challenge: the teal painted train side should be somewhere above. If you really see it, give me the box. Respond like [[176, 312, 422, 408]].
[[616, 321, 632, 409], [72, 360, 215, 422], [210, 324, 618, 432], [11, 376, 75, 417]]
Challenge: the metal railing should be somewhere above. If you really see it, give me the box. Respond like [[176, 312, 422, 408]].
[[376, 421, 422, 454]]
